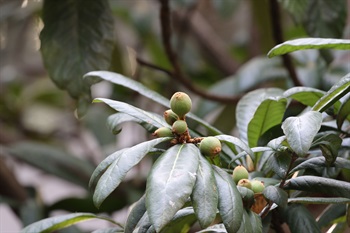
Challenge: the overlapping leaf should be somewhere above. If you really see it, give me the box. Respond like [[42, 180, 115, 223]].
[[215, 135, 254, 161], [92, 137, 171, 208], [146, 144, 199, 232], [337, 95, 350, 129], [213, 166, 243, 233], [263, 186, 288, 208], [124, 195, 146, 233], [290, 157, 350, 173]]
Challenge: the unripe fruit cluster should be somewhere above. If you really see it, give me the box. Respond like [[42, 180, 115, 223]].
[[232, 165, 265, 193]]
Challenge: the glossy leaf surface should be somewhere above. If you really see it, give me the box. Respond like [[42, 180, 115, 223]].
[[263, 186, 288, 208]]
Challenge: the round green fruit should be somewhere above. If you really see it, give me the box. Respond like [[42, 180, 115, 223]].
[[153, 127, 173, 137], [251, 180, 265, 193], [163, 109, 179, 125], [172, 120, 188, 134], [232, 165, 249, 184], [170, 92, 192, 118], [237, 179, 252, 189], [199, 136, 221, 157]]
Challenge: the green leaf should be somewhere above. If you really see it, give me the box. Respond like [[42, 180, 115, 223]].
[[283, 87, 325, 106], [196, 224, 226, 232], [337, 95, 350, 129], [290, 157, 350, 173], [317, 204, 347, 228], [191, 156, 218, 229], [288, 197, 350, 204], [312, 73, 350, 112], [159, 207, 197, 233], [281, 111, 322, 156], [6, 142, 94, 187], [21, 213, 119, 233], [146, 144, 199, 232], [247, 97, 287, 147], [284, 176, 350, 198], [92, 137, 171, 208], [215, 135, 254, 161], [246, 210, 262, 233], [94, 98, 168, 130], [282, 204, 321, 233], [236, 210, 253, 233], [312, 133, 342, 165], [268, 38, 350, 58], [91, 228, 124, 233], [263, 186, 288, 207], [213, 166, 243, 233], [304, 0, 347, 38], [124, 195, 146, 233], [267, 151, 292, 178], [236, 88, 284, 144], [40, 0, 114, 116], [84, 71, 222, 135]]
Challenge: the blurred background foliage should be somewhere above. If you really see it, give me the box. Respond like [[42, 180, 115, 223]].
[[0, 0, 349, 232]]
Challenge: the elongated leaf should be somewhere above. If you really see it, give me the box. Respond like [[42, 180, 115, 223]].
[[191, 156, 218, 228], [247, 210, 262, 233], [213, 166, 243, 233], [337, 95, 350, 129], [125, 195, 146, 233], [268, 38, 350, 58], [146, 144, 199, 232], [215, 135, 254, 160], [281, 111, 322, 156], [312, 133, 342, 165], [263, 186, 288, 207], [267, 151, 292, 178], [312, 74, 350, 112], [197, 224, 227, 233], [248, 97, 287, 147], [159, 207, 197, 233], [6, 142, 95, 188], [288, 197, 350, 204], [94, 98, 168, 130], [40, 0, 114, 116], [282, 204, 321, 233], [84, 71, 222, 135], [284, 176, 350, 198], [92, 228, 124, 233], [236, 210, 253, 233], [107, 113, 158, 135], [317, 204, 347, 228], [283, 87, 325, 106], [236, 88, 284, 144], [290, 157, 350, 173], [21, 213, 118, 233], [93, 137, 171, 208]]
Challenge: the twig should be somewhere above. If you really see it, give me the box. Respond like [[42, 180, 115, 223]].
[[157, 0, 242, 104], [269, 0, 302, 86]]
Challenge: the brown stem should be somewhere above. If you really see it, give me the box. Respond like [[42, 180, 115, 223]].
[[158, 0, 242, 104], [269, 0, 302, 86]]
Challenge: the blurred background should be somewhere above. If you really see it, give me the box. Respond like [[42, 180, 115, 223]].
[[0, 0, 349, 232]]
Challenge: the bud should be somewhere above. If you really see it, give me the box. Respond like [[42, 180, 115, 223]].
[[163, 109, 179, 125], [172, 120, 188, 135], [153, 127, 173, 137]]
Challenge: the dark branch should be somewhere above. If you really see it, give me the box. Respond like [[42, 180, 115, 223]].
[[269, 0, 302, 86]]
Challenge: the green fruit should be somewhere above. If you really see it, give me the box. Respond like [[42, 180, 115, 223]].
[[199, 136, 221, 157], [170, 92, 192, 118], [163, 109, 179, 125], [172, 120, 188, 134], [237, 179, 252, 189], [232, 165, 249, 184], [153, 127, 173, 137], [251, 180, 265, 193]]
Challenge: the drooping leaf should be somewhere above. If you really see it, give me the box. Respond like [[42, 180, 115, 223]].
[[84, 71, 222, 135], [263, 186, 288, 208], [288, 197, 350, 204], [213, 166, 243, 233], [247, 97, 287, 147], [21, 213, 119, 233], [281, 204, 321, 233], [124, 195, 146, 233], [159, 207, 197, 233], [215, 135, 254, 161], [304, 0, 347, 38], [290, 157, 350, 173], [312, 73, 350, 112], [146, 144, 199, 232], [337, 95, 350, 129], [191, 156, 218, 229], [312, 133, 342, 165], [236, 210, 254, 233], [93, 137, 171, 208], [283, 87, 325, 106], [6, 142, 95, 188], [281, 111, 322, 157], [284, 176, 350, 198], [94, 98, 168, 130], [247, 210, 262, 233], [268, 38, 350, 58], [40, 0, 115, 116], [236, 88, 284, 144], [267, 151, 292, 178]]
